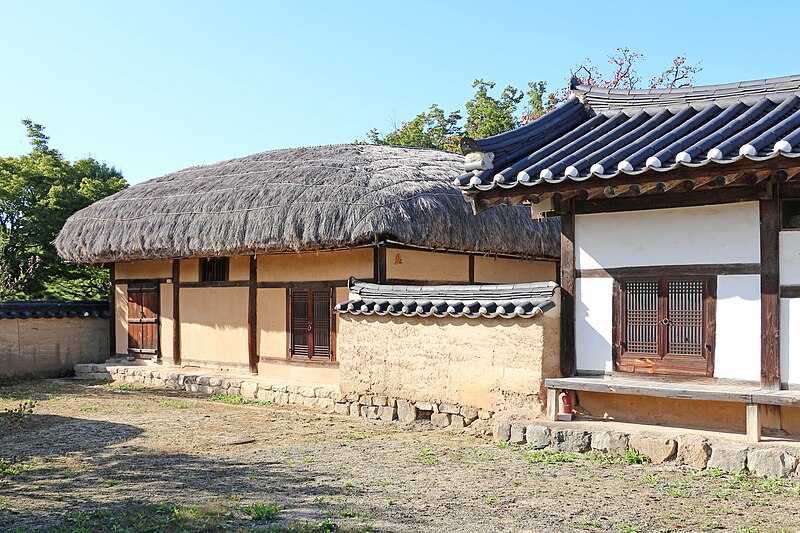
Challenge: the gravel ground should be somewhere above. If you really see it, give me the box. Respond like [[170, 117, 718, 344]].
[[1, 379, 799, 532]]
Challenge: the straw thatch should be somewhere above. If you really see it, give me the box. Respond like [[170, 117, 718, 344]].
[[56, 144, 559, 263]]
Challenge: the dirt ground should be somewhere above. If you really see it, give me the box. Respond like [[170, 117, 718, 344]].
[[1, 379, 799, 532]]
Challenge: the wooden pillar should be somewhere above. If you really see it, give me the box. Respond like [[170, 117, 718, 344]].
[[248, 254, 258, 373], [108, 263, 116, 358], [172, 259, 181, 366], [760, 186, 781, 390], [746, 403, 762, 443], [468, 255, 475, 284], [373, 244, 386, 284], [546, 388, 558, 421], [560, 200, 577, 377]]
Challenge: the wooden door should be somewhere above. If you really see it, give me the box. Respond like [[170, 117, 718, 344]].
[[289, 288, 333, 361], [127, 284, 160, 358]]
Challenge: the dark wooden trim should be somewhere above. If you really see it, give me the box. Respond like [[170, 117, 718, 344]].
[[247, 255, 258, 373], [179, 280, 248, 288], [172, 259, 181, 366], [611, 278, 621, 373], [705, 276, 718, 378], [330, 286, 337, 363], [560, 200, 576, 377], [258, 280, 351, 289], [578, 263, 761, 279], [383, 241, 555, 262], [468, 255, 475, 284], [576, 185, 762, 215], [115, 277, 170, 284], [780, 285, 800, 298], [373, 245, 387, 284], [108, 263, 116, 357], [285, 288, 292, 359], [381, 278, 473, 286], [760, 188, 781, 390], [259, 356, 339, 368]]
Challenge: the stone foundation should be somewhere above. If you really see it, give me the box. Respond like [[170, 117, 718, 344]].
[[493, 419, 800, 478], [333, 394, 490, 427]]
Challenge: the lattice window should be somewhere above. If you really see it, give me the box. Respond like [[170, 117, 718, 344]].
[[289, 288, 333, 361], [625, 281, 659, 355], [667, 280, 704, 355], [199, 257, 229, 282]]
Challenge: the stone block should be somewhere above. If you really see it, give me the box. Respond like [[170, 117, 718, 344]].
[[240, 381, 258, 400], [272, 384, 287, 393], [677, 435, 711, 469], [91, 364, 108, 373], [379, 406, 397, 421], [510, 424, 526, 444], [591, 430, 629, 454], [365, 406, 380, 419], [397, 400, 417, 423], [286, 385, 301, 394], [431, 413, 451, 428], [415, 401, 434, 412], [298, 386, 316, 398], [747, 449, 798, 478], [478, 409, 493, 420], [197, 376, 211, 386], [629, 436, 677, 464], [274, 392, 289, 404], [222, 379, 242, 389], [316, 398, 335, 411], [349, 402, 360, 417], [493, 421, 511, 442], [302, 397, 317, 409], [373, 396, 388, 407], [359, 395, 372, 406], [315, 388, 333, 399], [197, 385, 216, 395], [708, 442, 748, 473], [288, 393, 302, 405], [227, 387, 241, 397], [552, 429, 591, 453], [256, 389, 274, 402], [334, 402, 349, 415], [450, 414, 466, 429], [525, 425, 550, 449], [460, 406, 479, 421], [208, 377, 222, 387], [439, 403, 460, 414]]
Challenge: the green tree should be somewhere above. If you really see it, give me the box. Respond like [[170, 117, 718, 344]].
[[368, 49, 702, 146], [0, 119, 127, 300]]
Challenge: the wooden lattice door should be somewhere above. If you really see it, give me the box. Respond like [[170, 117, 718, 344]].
[[127, 284, 160, 358], [289, 288, 333, 361]]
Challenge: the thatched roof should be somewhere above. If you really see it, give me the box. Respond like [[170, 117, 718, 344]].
[[56, 144, 559, 263]]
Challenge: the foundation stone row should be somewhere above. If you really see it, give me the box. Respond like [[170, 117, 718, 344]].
[[333, 394, 491, 427], [494, 420, 800, 478]]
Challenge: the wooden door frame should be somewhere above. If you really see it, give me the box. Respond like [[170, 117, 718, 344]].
[[126, 282, 161, 358], [286, 286, 336, 363]]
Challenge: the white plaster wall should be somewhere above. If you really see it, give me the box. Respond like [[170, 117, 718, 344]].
[[576, 202, 760, 270], [575, 277, 614, 373], [713, 275, 761, 381], [781, 298, 800, 387], [780, 231, 800, 285]]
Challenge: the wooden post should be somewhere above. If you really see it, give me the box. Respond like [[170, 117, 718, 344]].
[[108, 263, 116, 358], [760, 186, 781, 390], [546, 388, 558, 421], [746, 403, 762, 443], [373, 244, 386, 283], [248, 254, 258, 373], [468, 255, 475, 284], [172, 259, 181, 366], [560, 200, 577, 377]]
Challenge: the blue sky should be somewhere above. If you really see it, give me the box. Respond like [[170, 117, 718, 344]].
[[3, 1, 800, 184]]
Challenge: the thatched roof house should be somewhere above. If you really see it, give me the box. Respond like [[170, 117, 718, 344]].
[[56, 144, 558, 263]]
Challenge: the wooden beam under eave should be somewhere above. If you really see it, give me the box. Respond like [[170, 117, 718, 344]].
[[760, 183, 781, 390], [248, 254, 258, 373], [559, 200, 577, 378]]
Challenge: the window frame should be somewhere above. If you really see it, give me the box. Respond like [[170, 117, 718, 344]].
[[199, 257, 230, 282], [286, 286, 336, 363], [613, 274, 716, 377]]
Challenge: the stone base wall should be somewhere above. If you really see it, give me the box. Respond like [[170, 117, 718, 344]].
[[337, 312, 560, 414], [494, 420, 800, 479], [333, 394, 492, 427]]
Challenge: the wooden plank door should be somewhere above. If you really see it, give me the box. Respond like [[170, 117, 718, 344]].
[[127, 284, 160, 358]]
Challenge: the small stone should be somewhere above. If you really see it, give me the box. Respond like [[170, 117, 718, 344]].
[[197, 376, 211, 386], [478, 410, 493, 420], [241, 381, 258, 400], [197, 385, 216, 395], [286, 385, 301, 394], [591, 430, 629, 454], [349, 402, 360, 417], [334, 402, 349, 415], [366, 406, 380, 419], [460, 406, 479, 421], [747, 449, 798, 478], [493, 421, 511, 442], [677, 435, 711, 469], [552, 429, 591, 453], [256, 389, 273, 402], [525, 425, 550, 449], [439, 403, 460, 414], [298, 386, 316, 398], [415, 402, 434, 412], [208, 377, 222, 387], [450, 414, 466, 429], [91, 364, 108, 373], [227, 387, 242, 397], [510, 424, 526, 444], [629, 436, 677, 464], [373, 396, 388, 407], [271, 384, 287, 393], [90, 372, 111, 380], [379, 406, 397, 421], [316, 398, 335, 411], [397, 400, 417, 423], [359, 395, 372, 406], [431, 413, 451, 428], [708, 442, 748, 473]]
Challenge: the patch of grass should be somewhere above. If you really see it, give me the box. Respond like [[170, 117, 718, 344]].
[[622, 449, 651, 464], [379, 477, 391, 486], [524, 449, 577, 464], [343, 433, 366, 441], [616, 525, 639, 533], [698, 522, 722, 531], [162, 399, 199, 409], [484, 490, 503, 505], [343, 482, 354, 489], [0, 399, 35, 431], [208, 393, 268, 405], [0, 458, 32, 478], [302, 456, 315, 464], [105, 479, 120, 487], [473, 449, 495, 461], [418, 448, 438, 465], [248, 471, 259, 480], [339, 507, 366, 519], [568, 517, 601, 530], [244, 501, 281, 521], [79, 405, 96, 412], [63, 502, 234, 532], [495, 440, 519, 450]]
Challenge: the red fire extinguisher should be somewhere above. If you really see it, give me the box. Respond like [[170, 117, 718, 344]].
[[557, 390, 576, 421]]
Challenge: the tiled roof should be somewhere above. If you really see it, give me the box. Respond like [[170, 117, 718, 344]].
[[0, 300, 110, 320], [334, 278, 557, 319], [457, 75, 800, 193]]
